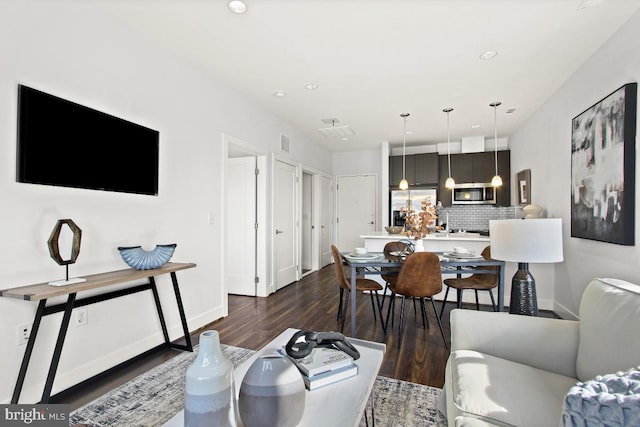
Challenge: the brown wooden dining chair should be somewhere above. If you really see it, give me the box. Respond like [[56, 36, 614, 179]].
[[384, 251, 448, 348], [330, 245, 384, 333], [439, 245, 499, 319]]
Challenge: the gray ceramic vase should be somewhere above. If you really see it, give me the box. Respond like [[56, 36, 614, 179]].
[[238, 354, 305, 427]]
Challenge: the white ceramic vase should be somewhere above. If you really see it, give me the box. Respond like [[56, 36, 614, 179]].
[[238, 354, 305, 427], [414, 238, 425, 252], [523, 204, 544, 219], [184, 330, 238, 427]]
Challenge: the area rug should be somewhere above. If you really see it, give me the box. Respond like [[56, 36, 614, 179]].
[[70, 344, 446, 426]]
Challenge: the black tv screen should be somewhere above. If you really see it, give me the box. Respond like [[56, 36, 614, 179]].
[[17, 84, 159, 195]]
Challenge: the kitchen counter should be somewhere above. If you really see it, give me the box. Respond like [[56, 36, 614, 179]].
[[359, 231, 489, 254], [361, 231, 490, 242]]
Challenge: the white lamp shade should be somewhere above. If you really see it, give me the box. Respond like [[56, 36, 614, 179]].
[[489, 218, 563, 263], [445, 177, 456, 189]]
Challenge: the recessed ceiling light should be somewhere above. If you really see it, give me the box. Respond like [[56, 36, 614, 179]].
[[471, 124, 480, 129], [273, 91, 286, 97], [305, 83, 318, 90], [228, 1, 247, 14], [341, 137, 349, 142], [480, 50, 498, 60], [406, 130, 413, 135]]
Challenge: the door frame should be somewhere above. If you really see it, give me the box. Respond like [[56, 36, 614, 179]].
[[271, 154, 300, 291], [223, 133, 268, 298], [318, 173, 334, 269], [299, 166, 333, 277]]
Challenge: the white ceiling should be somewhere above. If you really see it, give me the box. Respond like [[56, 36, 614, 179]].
[[100, 0, 640, 152]]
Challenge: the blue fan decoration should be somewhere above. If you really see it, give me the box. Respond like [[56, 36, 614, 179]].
[[117, 244, 177, 270]]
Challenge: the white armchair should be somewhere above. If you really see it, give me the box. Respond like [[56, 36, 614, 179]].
[[440, 278, 640, 427]]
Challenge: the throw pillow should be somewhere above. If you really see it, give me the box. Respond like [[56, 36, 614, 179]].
[[562, 366, 640, 427]]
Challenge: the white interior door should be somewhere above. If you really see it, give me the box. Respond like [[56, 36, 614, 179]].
[[274, 159, 298, 289], [225, 156, 256, 296], [320, 175, 333, 268], [337, 175, 377, 252]]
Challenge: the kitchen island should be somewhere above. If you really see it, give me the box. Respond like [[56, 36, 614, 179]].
[[361, 231, 490, 254]]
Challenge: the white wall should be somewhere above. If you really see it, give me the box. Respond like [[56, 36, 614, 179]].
[[508, 10, 640, 318], [0, 3, 331, 403]]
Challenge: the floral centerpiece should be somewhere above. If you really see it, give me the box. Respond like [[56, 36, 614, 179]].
[[402, 199, 438, 239]]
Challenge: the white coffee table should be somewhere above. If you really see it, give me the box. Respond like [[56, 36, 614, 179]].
[[163, 328, 386, 427]]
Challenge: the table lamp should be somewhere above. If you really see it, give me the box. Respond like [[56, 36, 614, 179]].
[[489, 218, 563, 316]]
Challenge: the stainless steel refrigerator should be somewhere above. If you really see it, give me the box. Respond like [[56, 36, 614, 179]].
[[390, 188, 437, 226]]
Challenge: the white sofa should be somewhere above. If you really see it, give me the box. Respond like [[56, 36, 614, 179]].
[[440, 278, 640, 426]]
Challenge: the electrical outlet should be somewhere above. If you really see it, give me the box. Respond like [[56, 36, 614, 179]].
[[18, 323, 32, 346], [75, 308, 88, 327]]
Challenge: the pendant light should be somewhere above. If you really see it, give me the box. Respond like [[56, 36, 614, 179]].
[[490, 102, 503, 187], [399, 113, 410, 190], [443, 108, 455, 189]]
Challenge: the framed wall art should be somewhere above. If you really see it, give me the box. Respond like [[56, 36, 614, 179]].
[[571, 82, 637, 245], [516, 169, 531, 206]]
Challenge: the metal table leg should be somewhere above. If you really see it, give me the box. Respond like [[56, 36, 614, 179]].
[[170, 271, 193, 351], [11, 300, 47, 404], [41, 293, 76, 403]]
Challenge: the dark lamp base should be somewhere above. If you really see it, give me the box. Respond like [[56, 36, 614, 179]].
[[509, 262, 538, 316]]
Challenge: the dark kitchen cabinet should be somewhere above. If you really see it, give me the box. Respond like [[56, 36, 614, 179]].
[[438, 155, 453, 206], [496, 150, 511, 206], [413, 153, 438, 186], [390, 155, 415, 187], [472, 151, 495, 183], [389, 154, 436, 188], [436, 150, 511, 207], [450, 153, 473, 183], [390, 155, 405, 187]]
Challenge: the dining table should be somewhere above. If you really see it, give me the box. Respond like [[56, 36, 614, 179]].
[[339, 250, 506, 338]]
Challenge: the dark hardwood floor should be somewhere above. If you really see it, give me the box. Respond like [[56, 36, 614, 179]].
[[57, 264, 557, 411]]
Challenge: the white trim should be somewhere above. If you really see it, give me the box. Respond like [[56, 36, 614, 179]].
[[223, 133, 269, 297], [271, 154, 301, 291]]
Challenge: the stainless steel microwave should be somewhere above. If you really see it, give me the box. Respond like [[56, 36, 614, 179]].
[[452, 183, 496, 205]]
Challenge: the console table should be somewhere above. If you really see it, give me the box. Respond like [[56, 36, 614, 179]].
[[0, 261, 196, 404]]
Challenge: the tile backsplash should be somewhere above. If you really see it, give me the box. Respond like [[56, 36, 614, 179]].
[[436, 205, 523, 232]]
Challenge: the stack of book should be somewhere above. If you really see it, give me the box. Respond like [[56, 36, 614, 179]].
[[280, 346, 359, 390]]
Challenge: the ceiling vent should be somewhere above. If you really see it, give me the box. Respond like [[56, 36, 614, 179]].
[[280, 134, 290, 153], [317, 118, 355, 138]]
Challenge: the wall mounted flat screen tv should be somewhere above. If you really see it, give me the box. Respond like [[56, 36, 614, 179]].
[[17, 84, 159, 196]]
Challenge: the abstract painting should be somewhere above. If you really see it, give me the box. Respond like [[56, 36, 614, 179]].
[[517, 169, 531, 206], [571, 83, 637, 245]]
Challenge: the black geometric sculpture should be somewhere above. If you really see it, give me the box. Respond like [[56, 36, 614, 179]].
[[47, 219, 85, 286]]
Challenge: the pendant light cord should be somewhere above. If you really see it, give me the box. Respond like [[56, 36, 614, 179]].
[[446, 110, 452, 177], [400, 113, 409, 180], [494, 104, 498, 175], [399, 113, 410, 190], [490, 101, 502, 183], [402, 116, 406, 180]]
